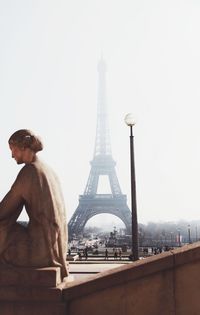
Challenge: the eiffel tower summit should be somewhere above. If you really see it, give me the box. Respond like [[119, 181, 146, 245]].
[[68, 57, 132, 239]]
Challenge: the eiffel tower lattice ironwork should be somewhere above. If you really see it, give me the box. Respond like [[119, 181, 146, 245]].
[[68, 57, 132, 238]]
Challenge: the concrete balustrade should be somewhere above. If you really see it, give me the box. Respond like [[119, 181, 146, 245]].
[[64, 242, 200, 315], [1, 242, 200, 314], [0, 266, 67, 315]]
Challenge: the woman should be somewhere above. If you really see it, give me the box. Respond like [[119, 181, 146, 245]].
[[0, 129, 68, 278]]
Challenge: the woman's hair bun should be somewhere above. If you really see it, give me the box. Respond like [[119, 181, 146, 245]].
[[8, 129, 43, 153]]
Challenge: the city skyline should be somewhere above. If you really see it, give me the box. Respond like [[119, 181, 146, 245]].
[[1, 1, 200, 226]]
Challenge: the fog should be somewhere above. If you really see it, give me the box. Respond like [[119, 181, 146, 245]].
[[1, 1, 200, 225]]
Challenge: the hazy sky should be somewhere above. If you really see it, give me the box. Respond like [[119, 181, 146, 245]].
[[1, 0, 200, 227]]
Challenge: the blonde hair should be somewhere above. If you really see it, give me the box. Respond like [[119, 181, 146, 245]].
[[8, 129, 43, 153]]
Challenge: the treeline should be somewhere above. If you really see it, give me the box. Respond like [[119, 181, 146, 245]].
[[84, 220, 200, 247], [138, 220, 200, 246]]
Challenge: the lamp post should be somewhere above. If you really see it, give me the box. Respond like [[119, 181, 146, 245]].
[[170, 232, 173, 247], [124, 113, 139, 261], [188, 224, 191, 244], [196, 225, 198, 242], [177, 229, 181, 247]]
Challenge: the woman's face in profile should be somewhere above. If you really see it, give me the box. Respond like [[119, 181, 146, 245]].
[[9, 144, 25, 164]]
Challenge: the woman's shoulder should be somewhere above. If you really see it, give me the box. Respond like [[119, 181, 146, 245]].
[[17, 159, 41, 177], [18, 159, 57, 182], [21, 162, 37, 172]]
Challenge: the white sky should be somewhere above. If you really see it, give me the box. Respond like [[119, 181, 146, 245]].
[[1, 0, 200, 226]]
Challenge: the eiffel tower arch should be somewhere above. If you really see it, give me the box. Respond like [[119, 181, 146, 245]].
[[68, 57, 132, 238]]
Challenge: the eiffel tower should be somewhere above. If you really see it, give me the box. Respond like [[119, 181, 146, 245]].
[[68, 57, 132, 238]]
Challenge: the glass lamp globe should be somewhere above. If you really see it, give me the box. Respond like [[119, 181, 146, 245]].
[[124, 113, 135, 126]]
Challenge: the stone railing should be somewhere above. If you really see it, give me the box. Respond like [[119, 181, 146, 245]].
[[64, 242, 200, 315], [1, 242, 200, 314]]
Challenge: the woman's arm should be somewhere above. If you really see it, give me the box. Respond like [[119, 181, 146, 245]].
[[0, 168, 25, 220]]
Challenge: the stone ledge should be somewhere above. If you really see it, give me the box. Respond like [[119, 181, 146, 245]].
[[0, 266, 61, 287], [0, 266, 74, 302], [0, 301, 66, 315], [0, 286, 62, 301], [0, 265, 70, 314], [171, 241, 200, 266], [63, 243, 200, 301], [63, 251, 174, 300]]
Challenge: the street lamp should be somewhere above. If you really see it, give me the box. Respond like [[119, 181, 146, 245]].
[[188, 224, 191, 244], [170, 232, 173, 247], [196, 225, 198, 242], [124, 113, 139, 261], [177, 229, 181, 247]]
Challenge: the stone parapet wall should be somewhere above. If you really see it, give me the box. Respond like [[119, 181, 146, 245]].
[[64, 242, 200, 315], [0, 266, 66, 315], [1, 243, 200, 314]]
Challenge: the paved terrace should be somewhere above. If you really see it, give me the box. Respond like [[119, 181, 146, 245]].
[[69, 260, 129, 280]]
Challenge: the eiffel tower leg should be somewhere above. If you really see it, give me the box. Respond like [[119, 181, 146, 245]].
[[68, 196, 132, 240]]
